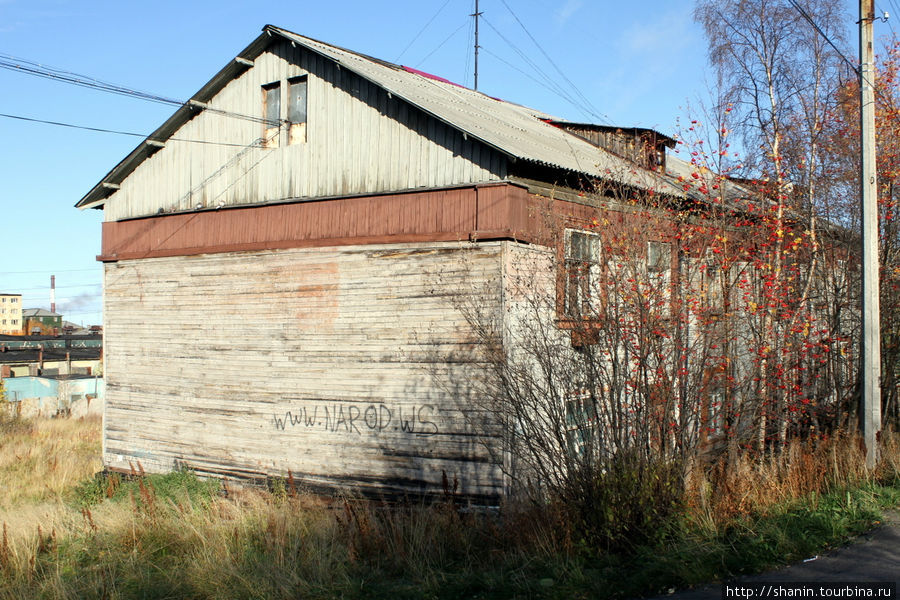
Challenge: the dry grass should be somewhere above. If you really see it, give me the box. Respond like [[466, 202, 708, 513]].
[[0, 414, 103, 557], [684, 430, 900, 537], [0, 412, 897, 599], [0, 414, 101, 509]]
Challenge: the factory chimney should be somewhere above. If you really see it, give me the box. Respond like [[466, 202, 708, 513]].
[[50, 275, 56, 313]]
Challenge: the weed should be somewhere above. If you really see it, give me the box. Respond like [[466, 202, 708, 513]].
[[0, 418, 897, 599]]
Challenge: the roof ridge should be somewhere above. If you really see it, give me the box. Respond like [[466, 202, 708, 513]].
[[77, 25, 687, 210]]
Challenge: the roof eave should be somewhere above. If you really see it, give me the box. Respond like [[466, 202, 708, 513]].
[[75, 30, 272, 210]]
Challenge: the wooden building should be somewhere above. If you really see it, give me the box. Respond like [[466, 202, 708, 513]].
[[77, 25, 730, 502]]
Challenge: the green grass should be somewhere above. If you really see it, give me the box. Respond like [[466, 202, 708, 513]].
[[2, 475, 897, 599], [1, 415, 899, 599], [69, 467, 222, 510], [618, 479, 900, 597]]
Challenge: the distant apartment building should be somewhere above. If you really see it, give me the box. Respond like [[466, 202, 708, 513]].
[[22, 308, 62, 335], [0, 294, 23, 335]]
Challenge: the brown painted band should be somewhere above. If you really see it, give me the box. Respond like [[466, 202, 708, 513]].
[[97, 229, 527, 262]]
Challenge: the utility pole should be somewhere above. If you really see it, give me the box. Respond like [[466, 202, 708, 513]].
[[859, 0, 881, 469], [473, 0, 481, 91]]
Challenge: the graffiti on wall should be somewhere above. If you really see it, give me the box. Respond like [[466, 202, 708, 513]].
[[273, 402, 438, 436]]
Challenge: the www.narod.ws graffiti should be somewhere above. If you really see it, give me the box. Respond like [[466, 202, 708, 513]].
[[273, 402, 438, 436]]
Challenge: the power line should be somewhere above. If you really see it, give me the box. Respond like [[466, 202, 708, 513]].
[[415, 20, 470, 68], [875, 2, 897, 36], [497, 0, 610, 124], [481, 16, 608, 123], [0, 53, 278, 127], [0, 111, 266, 148], [14, 284, 100, 293], [0, 53, 180, 105], [480, 18, 576, 105], [786, 0, 900, 125], [0, 268, 99, 275], [395, 0, 454, 62], [785, 0, 857, 73], [481, 46, 586, 107]]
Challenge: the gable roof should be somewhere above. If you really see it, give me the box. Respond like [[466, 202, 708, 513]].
[[23, 308, 61, 318], [77, 25, 683, 210]]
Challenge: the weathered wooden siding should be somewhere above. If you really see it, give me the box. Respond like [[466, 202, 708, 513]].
[[102, 241, 506, 501], [104, 39, 506, 222]]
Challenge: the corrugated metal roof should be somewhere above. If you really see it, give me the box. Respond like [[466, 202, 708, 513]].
[[664, 155, 754, 205], [23, 308, 61, 317], [77, 25, 686, 209], [269, 26, 683, 197]]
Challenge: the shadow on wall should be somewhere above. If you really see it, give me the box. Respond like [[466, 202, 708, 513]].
[[2, 376, 105, 419]]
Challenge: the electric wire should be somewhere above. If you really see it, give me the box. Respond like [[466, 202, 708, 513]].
[[415, 20, 469, 68], [0, 53, 179, 105], [481, 15, 614, 125], [481, 46, 595, 110], [785, 0, 858, 73], [14, 284, 100, 293], [0, 268, 99, 275], [464, 6, 475, 89], [0, 112, 267, 148], [479, 17, 571, 102], [395, 0, 454, 62], [876, 2, 897, 36], [787, 0, 900, 125], [0, 54, 279, 127], [497, 0, 610, 124], [887, 0, 900, 24], [480, 17, 586, 116]]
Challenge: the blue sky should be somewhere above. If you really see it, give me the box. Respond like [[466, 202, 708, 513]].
[[0, 0, 873, 328]]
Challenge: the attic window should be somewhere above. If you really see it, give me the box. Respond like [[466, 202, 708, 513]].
[[262, 82, 281, 148], [288, 75, 308, 144]]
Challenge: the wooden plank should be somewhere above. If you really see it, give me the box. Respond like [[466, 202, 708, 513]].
[[103, 241, 508, 500], [99, 184, 527, 261], [104, 40, 504, 223]]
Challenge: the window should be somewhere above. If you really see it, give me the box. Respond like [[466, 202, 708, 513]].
[[564, 229, 601, 318], [263, 76, 309, 147], [565, 389, 599, 458], [704, 249, 724, 313], [262, 82, 281, 147], [647, 241, 671, 273], [288, 76, 308, 144], [833, 259, 847, 294], [11, 297, 17, 303], [706, 389, 725, 438]]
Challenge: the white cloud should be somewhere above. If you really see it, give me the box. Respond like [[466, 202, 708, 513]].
[[555, 0, 584, 26], [620, 7, 692, 55]]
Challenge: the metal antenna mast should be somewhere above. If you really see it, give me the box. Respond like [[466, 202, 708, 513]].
[[472, 0, 482, 90]]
